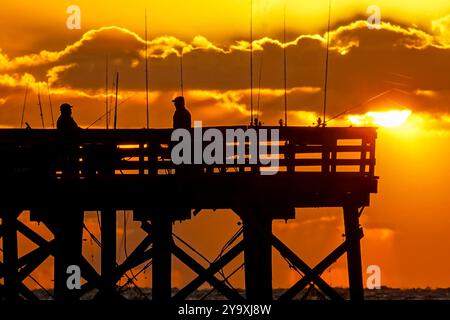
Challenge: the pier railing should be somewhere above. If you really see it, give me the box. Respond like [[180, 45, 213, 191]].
[[0, 126, 376, 179]]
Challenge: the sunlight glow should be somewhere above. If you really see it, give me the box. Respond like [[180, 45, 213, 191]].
[[348, 110, 412, 128]]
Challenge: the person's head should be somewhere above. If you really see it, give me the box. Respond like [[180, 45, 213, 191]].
[[172, 96, 185, 110], [60, 103, 73, 116]]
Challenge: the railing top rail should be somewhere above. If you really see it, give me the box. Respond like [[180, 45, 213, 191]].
[[0, 126, 377, 143]]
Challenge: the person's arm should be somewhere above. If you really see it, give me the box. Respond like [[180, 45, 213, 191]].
[[187, 111, 192, 128], [72, 118, 81, 130]]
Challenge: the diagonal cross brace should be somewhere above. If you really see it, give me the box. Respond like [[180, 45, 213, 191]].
[[273, 234, 342, 301], [142, 220, 244, 301], [173, 240, 244, 301], [12, 221, 55, 281], [18, 240, 55, 281], [114, 232, 153, 281], [171, 242, 244, 301], [276, 228, 363, 301], [79, 222, 155, 296], [79, 234, 153, 296], [16, 221, 50, 248]]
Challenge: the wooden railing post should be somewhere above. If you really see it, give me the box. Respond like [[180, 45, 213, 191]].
[[322, 139, 331, 174], [331, 139, 337, 173], [369, 139, 376, 176], [360, 138, 367, 174]]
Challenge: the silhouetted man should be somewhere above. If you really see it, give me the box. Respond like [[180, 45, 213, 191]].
[[57, 103, 79, 131], [171, 96, 193, 219], [172, 96, 191, 129], [56, 103, 80, 178]]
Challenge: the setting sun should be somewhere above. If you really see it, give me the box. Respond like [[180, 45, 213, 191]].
[[348, 110, 412, 128]]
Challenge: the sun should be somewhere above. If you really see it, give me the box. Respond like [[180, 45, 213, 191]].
[[348, 110, 412, 128]]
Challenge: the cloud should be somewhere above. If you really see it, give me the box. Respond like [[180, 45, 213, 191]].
[[47, 64, 76, 86], [432, 14, 450, 46], [2, 16, 450, 128], [0, 73, 37, 88], [1, 16, 446, 72], [0, 26, 142, 71]]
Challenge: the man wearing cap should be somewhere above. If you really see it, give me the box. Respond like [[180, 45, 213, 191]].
[[57, 103, 80, 131], [56, 103, 80, 179], [172, 96, 191, 129], [171, 96, 193, 217]]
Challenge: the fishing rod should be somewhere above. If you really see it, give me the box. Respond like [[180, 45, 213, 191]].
[[86, 95, 133, 129], [322, 0, 332, 126], [326, 88, 411, 124], [114, 72, 119, 129], [37, 87, 45, 129], [105, 55, 109, 129], [46, 81, 55, 128], [179, 52, 184, 97], [20, 84, 29, 128], [256, 51, 263, 126], [109, 77, 115, 128], [249, 0, 253, 126], [283, 0, 288, 126], [145, 9, 150, 129]]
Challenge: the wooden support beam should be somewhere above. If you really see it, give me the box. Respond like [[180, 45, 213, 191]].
[[242, 212, 272, 301], [273, 234, 343, 301], [18, 243, 54, 281], [173, 240, 244, 301], [80, 246, 153, 297], [79, 230, 153, 296], [114, 233, 153, 280], [48, 210, 84, 301], [17, 221, 50, 247], [2, 211, 20, 301], [78, 257, 103, 297], [99, 209, 117, 299], [0, 234, 53, 281], [343, 206, 364, 301], [115, 248, 153, 283], [18, 282, 38, 301], [152, 215, 173, 302], [321, 141, 331, 173], [276, 230, 363, 300], [171, 242, 244, 301]]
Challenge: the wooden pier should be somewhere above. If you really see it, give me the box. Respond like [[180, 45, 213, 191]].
[[0, 126, 378, 301]]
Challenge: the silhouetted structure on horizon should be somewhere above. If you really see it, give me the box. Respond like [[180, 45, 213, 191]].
[[0, 126, 377, 302]]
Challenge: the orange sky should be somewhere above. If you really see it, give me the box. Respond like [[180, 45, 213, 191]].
[[1, 1, 450, 291]]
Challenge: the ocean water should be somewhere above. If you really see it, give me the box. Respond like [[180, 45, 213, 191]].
[[30, 287, 450, 300]]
